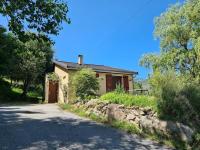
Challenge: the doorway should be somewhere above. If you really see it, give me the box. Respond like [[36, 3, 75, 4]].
[[112, 76, 122, 90], [48, 81, 58, 103]]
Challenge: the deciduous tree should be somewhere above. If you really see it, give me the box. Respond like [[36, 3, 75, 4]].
[[14, 39, 53, 96], [0, 0, 70, 41], [140, 0, 200, 81], [0, 26, 18, 77]]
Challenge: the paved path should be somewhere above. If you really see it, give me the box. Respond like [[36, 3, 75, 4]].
[[0, 104, 173, 150]]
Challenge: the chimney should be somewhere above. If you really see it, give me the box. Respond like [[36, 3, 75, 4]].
[[78, 55, 83, 65]]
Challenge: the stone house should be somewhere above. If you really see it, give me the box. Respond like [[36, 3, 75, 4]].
[[45, 55, 138, 103]]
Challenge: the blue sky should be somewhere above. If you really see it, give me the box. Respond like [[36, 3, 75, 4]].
[[0, 0, 183, 79]]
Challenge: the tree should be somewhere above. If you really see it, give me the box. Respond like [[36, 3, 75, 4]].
[[139, 0, 200, 128], [12, 39, 53, 96], [0, 26, 18, 77], [140, 0, 200, 81], [72, 68, 99, 100], [0, 28, 53, 96], [0, 0, 65, 97], [139, 53, 161, 72], [0, 0, 70, 41]]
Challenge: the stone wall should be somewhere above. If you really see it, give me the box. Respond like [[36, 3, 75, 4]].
[[75, 99, 195, 143]]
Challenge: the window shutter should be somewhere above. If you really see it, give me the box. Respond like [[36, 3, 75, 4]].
[[96, 73, 99, 78], [106, 74, 113, 92], [123, 76, 129, 92]]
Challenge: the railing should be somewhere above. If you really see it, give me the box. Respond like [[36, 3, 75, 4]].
[[129, 89, 149, 95]]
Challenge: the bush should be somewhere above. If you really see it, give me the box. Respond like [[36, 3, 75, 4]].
[[100, 92, 157, 111], [148, 70, 182, 97], [47, 72, 59, 82], [114, 84, 125, 94], [180, 83, 200, 116], [149, 70, 200, 127], [150, 71, 182, 118], [72, 68, 99, 100], [192, 133, 200, 149], [178, 83, 200, 128], [0, 79, 41, 103]]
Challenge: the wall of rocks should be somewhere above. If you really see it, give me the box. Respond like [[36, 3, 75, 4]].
[[75, 99, 195, 143]]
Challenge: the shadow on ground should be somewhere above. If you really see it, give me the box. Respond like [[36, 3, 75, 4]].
[[0, 105, 172, 150]]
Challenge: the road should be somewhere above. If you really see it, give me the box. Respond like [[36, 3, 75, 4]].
[[0, 104, 172, 150]]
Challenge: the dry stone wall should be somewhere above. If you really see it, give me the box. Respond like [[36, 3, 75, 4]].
[[75, 99, 194, 143]]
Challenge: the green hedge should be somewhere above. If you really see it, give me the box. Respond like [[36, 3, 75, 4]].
[[100, 92, 157, 111]]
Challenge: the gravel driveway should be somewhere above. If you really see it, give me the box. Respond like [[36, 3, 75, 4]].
[[0, 104, 172, 150]]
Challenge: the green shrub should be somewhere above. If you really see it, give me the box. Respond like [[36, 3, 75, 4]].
[[72, 68, 99, 100], [114, 84, 125, 94], [47, 72, 59, 82], [180, 83, 200, 116], [152, 71, 182, 118], [177, 83, 200, 128], [148, 70, 183, 97], [192, 133, 200, 149], [100, 92, 157, 111], [60, 103, 184, 149], [111, 120, 141, 134], [149, 70, 200, 127], [0, 79, 41, 103]]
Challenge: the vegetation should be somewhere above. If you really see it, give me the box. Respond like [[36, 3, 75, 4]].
[[134, 79, 143, 89], [111, 120, 141, 135], [16, 39, 53, 96], [148, 71, 200, 128], [59, 103, 142, 135], [0, 79, 42, 104], [0, 0, 70, 100], [60, 103, 187, 149], [60, 103, 107, 123], [100, 92, 157, 112], [0, 26, 53, 97], [0, 26, 18, 76], [140, 0, 200, 80], [0, 0, 70, 41], [114, 84, 125, 94], [47, 72, 60, 82], [0, 34, 51, 99], [192, 133, 200, 149], [72, 68, 99, 100], [0, 0, 199, 148], [139, 0, 200, 130]]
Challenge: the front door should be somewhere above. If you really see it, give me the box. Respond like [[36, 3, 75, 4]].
[[48, 81, 58, 103]]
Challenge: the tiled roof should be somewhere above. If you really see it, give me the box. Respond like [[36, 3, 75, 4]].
[[53, 60, 138, 75]]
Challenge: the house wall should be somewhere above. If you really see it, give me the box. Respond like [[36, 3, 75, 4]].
[[128, 75, 133, 93], [48, 65, 134, 103], [98, 73, 107, 95], [44, 75, 49, 102], [97, 73, 133, 95], [54, 65, 69, 103]]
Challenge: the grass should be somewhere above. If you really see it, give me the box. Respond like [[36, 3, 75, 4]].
[[0, 79, 42, 104], [60, 103, 107, 123], [111, 120, 186, 149], [59, 103, 141, 133], [100, 92, 157, 112], [111, 119, 141, 135], [60, 103, 187, 149]]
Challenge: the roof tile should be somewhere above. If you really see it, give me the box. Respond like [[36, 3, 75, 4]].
[[53, 60, 138, 75]]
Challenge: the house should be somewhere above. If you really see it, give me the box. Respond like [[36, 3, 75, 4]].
[[45, 55, 138, 103]]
